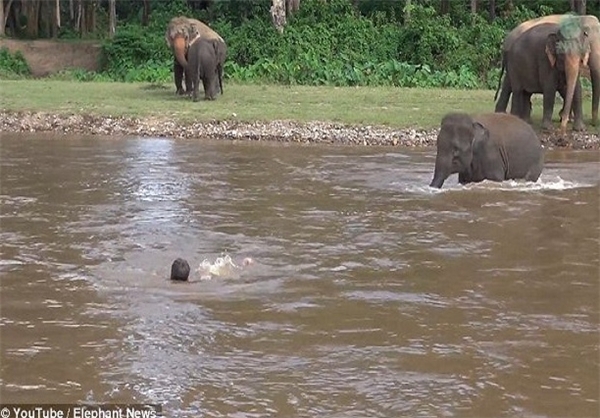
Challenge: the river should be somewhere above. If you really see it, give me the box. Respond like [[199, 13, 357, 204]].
[[1, 133, 598, 417]]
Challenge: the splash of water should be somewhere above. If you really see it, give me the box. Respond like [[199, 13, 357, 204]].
[[404, 175, 590, 194], [196, 254, 250, 280]]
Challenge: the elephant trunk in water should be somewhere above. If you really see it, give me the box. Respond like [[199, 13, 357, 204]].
[[429, 154, 452, 188], [172, 36, 188, 67]]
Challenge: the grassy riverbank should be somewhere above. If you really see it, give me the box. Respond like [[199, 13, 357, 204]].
[[0, 79, 569, 129]]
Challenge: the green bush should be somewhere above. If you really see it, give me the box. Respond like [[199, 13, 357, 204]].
[[0, 47, 30, 77], [100, 24, 172, 82], [81, 0, 578, 89]]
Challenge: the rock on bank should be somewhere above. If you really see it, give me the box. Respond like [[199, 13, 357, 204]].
[[1, 111, 598, 149]]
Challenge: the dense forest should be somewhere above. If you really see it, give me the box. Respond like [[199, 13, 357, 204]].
[[0, 0, 598, 88]]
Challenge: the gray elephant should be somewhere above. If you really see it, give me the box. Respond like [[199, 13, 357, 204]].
[[495, 14, 600, 130], [187, 38, 227, 101], [429, 113, 544, 189], [165, 16, 225, 95]]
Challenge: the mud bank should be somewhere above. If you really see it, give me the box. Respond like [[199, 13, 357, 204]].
[[1, 110, 598, 149]]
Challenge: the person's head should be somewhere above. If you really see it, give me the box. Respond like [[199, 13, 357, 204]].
[[170, 258, 190, 281]]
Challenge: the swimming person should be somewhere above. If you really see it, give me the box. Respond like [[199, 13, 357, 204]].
[[170, 258, 191, 281], [170, 255, 253, 282]]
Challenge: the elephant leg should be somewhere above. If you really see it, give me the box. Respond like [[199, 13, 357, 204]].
[[192, 68, 201, 102], [541, 86, 556, 131], [511, 90, 527, 120], [495, 75, 512, 113], [521, 92, 533, 124], [218, 66, 224, 95], [184, 67, 193, 95], [173, 59, 185, 95], [571, 80, 585, 131], [203, 75, 214, 100]]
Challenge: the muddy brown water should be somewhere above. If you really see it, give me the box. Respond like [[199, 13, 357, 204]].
[[1, 132, 599, 417]]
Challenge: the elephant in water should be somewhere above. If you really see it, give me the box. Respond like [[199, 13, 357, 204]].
[[165, 16, 225, 95], [429, 113, 544, 189]]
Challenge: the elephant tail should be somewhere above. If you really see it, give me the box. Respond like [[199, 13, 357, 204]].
[[494, 54, 506, 102]]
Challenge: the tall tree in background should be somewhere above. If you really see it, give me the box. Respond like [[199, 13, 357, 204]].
[[440, 0, 449, 14], [404, 0, 411, 22], [470, 0, 477, 14], [271, 0, 300, 33], [0, 0, 5, 36], [108, 0, 115, 37], [141, 0, 150, 26], [569, 0, 587, 14], [22, 0, 40, 38]]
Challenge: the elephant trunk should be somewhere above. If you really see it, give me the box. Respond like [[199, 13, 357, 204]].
[[173, 36, 188, 68], [560, 55, 581, 133], [590, 52, 600, 126], [430, 155, 451, 189]]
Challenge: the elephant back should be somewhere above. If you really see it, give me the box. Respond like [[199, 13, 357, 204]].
[[188, 18, 224, 43], [475, 113, 542, 178]]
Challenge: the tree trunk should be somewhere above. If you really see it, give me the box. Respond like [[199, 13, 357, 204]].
[[489, 0, 495, 22], [286, 0, 300, 14], [81, 0, 95, 35], [76, 0, 82, 34], [505, 0, 513, 15], [0, 0, 4, 36], [55, 0, 60, 35], [440, 0, 450, 14], [69, 0, 74, 25], [470, 0, 477, 14], [574, 0, 586, 14], [23, 0, 40, 38], [41, 0, 49, 37], [404, 0, 411, 22], [141, 0, 150, 26], [108, 0, 115, 38], [569, 0, 586, 14], [270, 0, 286, 33]]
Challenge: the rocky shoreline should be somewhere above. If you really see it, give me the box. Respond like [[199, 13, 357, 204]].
[[1, 110, 599, 149]]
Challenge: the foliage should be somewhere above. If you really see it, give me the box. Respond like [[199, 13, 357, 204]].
[[7, 0, 598, 89], [0, 48, 30, 77], [100, 24, 172, 82]]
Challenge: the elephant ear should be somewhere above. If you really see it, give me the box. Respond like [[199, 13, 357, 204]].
[[545, 33, 559, 68], [471, 121, 489, 152]]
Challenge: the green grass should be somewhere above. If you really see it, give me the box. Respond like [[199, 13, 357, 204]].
[[0, 80, 597, 130]]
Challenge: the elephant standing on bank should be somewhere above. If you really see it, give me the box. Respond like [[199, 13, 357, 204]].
[[188, 38, 227, 101], [495, 14, 600, 130], [164, 16, 225, 96], [429, 113, 544, 189]]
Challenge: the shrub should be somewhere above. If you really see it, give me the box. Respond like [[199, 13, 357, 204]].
[[0, 47, 30, 77]]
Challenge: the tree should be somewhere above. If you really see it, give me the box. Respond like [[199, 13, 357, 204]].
[[108, 0, 115, 37], [470, 0, 477, 14], [22, 0, 40, 38], [0, 0, 7, 36], [141, 0, 150, 26], [489, 0, 495, 22], [270, 0, 300, 33], [270, 0, 286, 33], [569, 0, 587, 14], [440, 0, 450, 14], [404, 0, 411, 22]]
